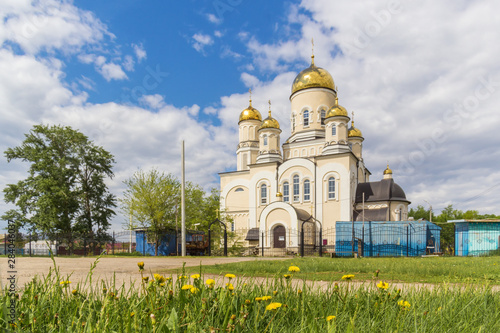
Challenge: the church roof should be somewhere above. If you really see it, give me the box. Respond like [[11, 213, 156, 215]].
[[355, 179, 410, 203], [353, 208, 388, 222]]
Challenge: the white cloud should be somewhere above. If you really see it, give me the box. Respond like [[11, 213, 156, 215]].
[[99, 62, 127, 81], [214, 30, 223, 38], [139, 94, 165, 109], [192, 33, 214, 52], [132, 43, 147, 62], [207, 13, 221, 25], [220, 45, 242, 59], [123, 55, 134, 71]]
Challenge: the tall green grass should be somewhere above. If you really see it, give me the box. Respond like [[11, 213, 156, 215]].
[[2, 258, 500, 332]]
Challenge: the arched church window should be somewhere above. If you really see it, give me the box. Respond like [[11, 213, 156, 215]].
[[304, 179, 310, 201], [235, 188, 244, 192], [328, 177, 336, 199], [291, 116, 295, 132], [261, 184, 267, 205], [283, 182, 289, 202], [293, 175, 300, 202], [263, 134, 268, 146], [303, 110, 309, 127], [332, 124, 337, 136], [321, 109, 326, 125]]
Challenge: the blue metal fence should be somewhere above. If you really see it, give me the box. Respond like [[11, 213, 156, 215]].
[[335, 221, 441, 257]]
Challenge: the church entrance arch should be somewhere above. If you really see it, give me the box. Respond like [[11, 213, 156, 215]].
[[273, 225, 286, 248]]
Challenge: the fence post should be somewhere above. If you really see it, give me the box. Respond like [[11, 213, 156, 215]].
[[300, 227, 304, 258], [319, 228, 323, 257], [29, 233, 32, 257], [406, 225, 409, 257], [261, 232, 264, 257], [223, 229, 227, 257], [208, 228, 211, 256]]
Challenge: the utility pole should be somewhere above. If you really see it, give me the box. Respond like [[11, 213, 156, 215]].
[[424, 200, 433, 223], [181, 140, 186, 256], [362, 192, 365, 257]]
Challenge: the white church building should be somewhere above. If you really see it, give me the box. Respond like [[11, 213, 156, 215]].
[[219, 54, 410, 251]]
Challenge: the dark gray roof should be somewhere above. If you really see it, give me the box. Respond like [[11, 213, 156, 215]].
[[245, 228, 259, 241], [295, 208, 312, 221], [353, 208, 388, 221], [355, 179, 410, 204]]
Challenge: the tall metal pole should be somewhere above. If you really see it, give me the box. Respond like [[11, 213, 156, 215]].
[[425, 200, 432, 223], [181, 140, 186, 256]]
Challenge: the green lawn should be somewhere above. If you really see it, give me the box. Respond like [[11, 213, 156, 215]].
[[171, 256, 500, 284]]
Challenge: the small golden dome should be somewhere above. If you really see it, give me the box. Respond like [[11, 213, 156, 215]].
[[239, 99, 262, 123], [326, 97, 348, 118], [291, 57, 335, 95], [383, 164, 393, 175], [260, 110, 280, 130], [348, 113, 363, 138]]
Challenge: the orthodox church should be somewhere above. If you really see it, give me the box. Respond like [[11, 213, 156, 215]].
[[219, 53, 410, 250]]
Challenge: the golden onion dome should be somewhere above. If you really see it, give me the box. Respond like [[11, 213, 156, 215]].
[[326, 97, 348, 118], [260, 109, 280, 130], [383, 164, 393, 175], [239, 99, 262, 123], [291, 56, 335, 95], [348, 112, 363, 138]]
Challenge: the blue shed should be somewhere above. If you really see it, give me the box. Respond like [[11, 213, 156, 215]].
[[449, 219, 500, 256], [135, 228, 207, 256], [335, 220, 441, 257]]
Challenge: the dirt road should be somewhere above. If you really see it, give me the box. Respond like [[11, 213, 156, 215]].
[[2, 256, 285, 289]]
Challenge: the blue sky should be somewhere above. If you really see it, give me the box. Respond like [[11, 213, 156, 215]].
[[1, 0, 500, 231]]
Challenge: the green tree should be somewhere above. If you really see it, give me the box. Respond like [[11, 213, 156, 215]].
[[408, 205, 434, 221], [3, 124, 116, 251]]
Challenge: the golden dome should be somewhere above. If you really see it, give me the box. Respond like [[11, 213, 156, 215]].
[[291, 56, 335, 95], [260, 110, 280, 130], [326, 97, 348, 118], [383, 164, 393, 175], [239, 99, 262, 123], [348, 113, 363, 138]]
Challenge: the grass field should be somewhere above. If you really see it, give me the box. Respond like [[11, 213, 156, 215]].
[[173, 256, 500, 284], [2, 256, 500, 332]]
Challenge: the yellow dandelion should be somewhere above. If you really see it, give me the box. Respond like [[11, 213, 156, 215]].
[[190, 287, 199, 294], [398, 300, 411, 309], [225, 273, 236, 279], [245, 299, 251, 304], [137, 262, 145, 270], [255, 297, 263, 302], [206, 278, 215, 286], [284, 274, 292, 279], [326, 315, 336, 322], [273, 291, 278, 296], [59, 281, 71, 287], [191, 274, 201, 280], [153, 274, 166, 284], [179, 275, 188, 280], [226, 283, 234, 291], [288, 266, 300, 272], [298, 289, 302, 294], [142, 276, 149, 282], [265, 302, 282, 311], [377, 281, 389, 290], [71, 289, 78, 296], [262, 295, 272, 301], [341, 274, 355, 280], [181, 284, 194, 290]]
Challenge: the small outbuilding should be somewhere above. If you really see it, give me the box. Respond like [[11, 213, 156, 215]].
[[448, 219, 500, 256], [135, 228, 207, 256]]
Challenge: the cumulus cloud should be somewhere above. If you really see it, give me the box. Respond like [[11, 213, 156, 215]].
[[207, 13, 221, 25], [132, 43, 147, 62], [192, 33, 214, 52]]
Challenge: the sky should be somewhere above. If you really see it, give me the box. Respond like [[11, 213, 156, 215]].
[[1, 0, 499, 231]]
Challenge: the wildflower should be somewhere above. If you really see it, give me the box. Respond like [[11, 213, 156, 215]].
[[226, 283, 234, 291], [273, 291, 278, 296], [71, 289, 78, 296], [266, 302, 282, 311], [298, 289, 302, 294], [191, 274, 200, 280], [398, 300, 411, 310], [262, 296, 272, 301], [130, 312, 135, 317], [255, 297, 263, 302], [377, 281, 389, 290], [150, 313, 156, 325], [341, 274, 355, 280], [102, 287, 107, 294], [181, 284, 194, 290], [206, 279, 215, 287], [190, 287, 199, 294], [137, 262, 145, 271], [179, 275, 188, 280], [59, 281, 71, 287], [225, 273, 236, 280], [154, 274, 166, 284], [326, 315, 336, 322], [142, 276, 149, 283], [284, 274, 292, 279], [245, 299, 251, 305], [288, 265, 300, 272]]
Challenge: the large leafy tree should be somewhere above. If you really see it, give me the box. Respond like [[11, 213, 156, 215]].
[[2, 124, 116, 245], [121, 169, 221, 255]]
